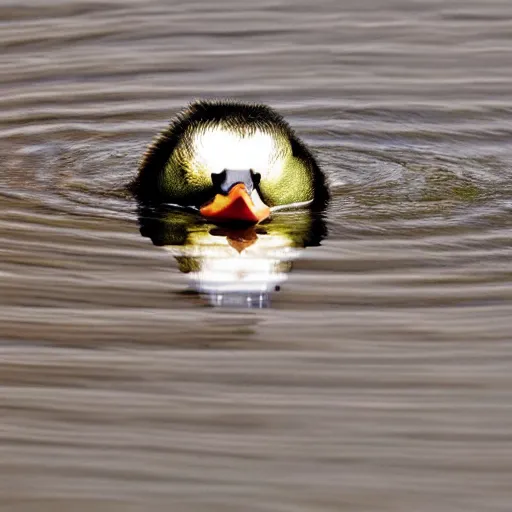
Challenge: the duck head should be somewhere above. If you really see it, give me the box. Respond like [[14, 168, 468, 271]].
[[130, 100, 329, 224]]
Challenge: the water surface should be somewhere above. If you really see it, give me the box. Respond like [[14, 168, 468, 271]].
[[1, 0, 512, 510]]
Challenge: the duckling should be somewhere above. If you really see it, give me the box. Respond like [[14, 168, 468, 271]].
[[130, 100, 329, 224]]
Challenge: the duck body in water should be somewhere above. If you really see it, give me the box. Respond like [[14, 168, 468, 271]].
[[130, 100, 329, 223]]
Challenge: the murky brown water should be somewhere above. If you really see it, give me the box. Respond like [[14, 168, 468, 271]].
[[1, 0, 512, 510]]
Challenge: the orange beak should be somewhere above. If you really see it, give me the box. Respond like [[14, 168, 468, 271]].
[[200, 183, 270, 224]]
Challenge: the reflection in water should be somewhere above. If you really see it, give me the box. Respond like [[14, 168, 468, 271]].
[[138, 206, 327, 307]]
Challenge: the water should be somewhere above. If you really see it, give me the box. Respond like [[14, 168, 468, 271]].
[[1, 0, 512, 510]]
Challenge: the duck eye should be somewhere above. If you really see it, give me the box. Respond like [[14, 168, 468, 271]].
[[211, 170, 226, 188], [250, 171, 262, 186]]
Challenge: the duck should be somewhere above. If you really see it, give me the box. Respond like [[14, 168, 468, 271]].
[[130, 100, 329, 224]]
